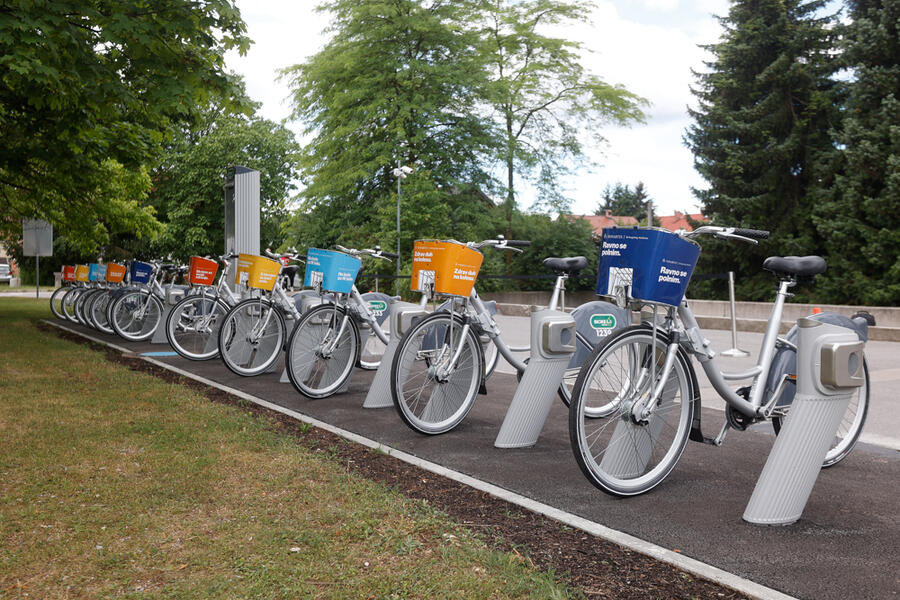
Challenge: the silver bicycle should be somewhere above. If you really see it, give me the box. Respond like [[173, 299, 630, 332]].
[[569, 226, 871, 497]]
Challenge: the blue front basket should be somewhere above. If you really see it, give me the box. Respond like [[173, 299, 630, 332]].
[[595, 227, 700, 307], [131, 261, 154, 285], [303, 248, 361, 294]]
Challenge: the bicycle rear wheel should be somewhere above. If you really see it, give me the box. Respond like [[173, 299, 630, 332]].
[[391, 312, 483, 435], [166, 294, 230, 360], [218, 298, 286, 376], [285, 304, 359, 398], [110, 290, 164, 341], [772, 357, 869, 467], [569, 326, 694, 497]]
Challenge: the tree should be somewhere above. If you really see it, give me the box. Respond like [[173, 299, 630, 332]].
[[684, 0, 841, 300], [595, 181, 654, 220], [0, 0, 252, 251], [149, 114, 301, 261], [811, 0, 900, 304], [281, 0, 497, 263], [479, 0, 647, 220]]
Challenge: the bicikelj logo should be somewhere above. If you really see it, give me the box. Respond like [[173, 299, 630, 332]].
[[368, 299, 387, 315], [590, 314, 616, 329]]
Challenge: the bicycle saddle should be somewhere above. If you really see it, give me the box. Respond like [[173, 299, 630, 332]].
[[763, 255, 826, 278], [542, 256, 588, 276]]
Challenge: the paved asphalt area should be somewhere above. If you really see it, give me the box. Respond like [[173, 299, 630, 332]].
[[54, 320, 899, 600]]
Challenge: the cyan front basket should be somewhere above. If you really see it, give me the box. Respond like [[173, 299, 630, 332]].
[[87, 264, 100, 282], [596, 227, 700, 307], [96, 264, 107, 281], [131, 261, 154, 285], [303, 248, 361, 294]]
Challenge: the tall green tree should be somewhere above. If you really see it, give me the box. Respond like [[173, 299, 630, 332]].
[[811, 0, 900, 304], [281, 0, 497, 261], [0, 0, 251, 251], [479, 0, 647, 220], [595, 181, 654, 220], [685, 0, 841, 300], [149, 114, 301, 261]]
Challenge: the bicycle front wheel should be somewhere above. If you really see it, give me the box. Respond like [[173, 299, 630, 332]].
[[50, 286, 69, 320], [167, 294, 230, 360], [772, 357, 869, 467], [61, 287, 82, 321], [88, 290, 113, 333], [286, 304, 359, 398], [110, 290, 164, 341], [391, 312, 484, 435], [218, 298, 286, 376], [569, 326, 694, 497]]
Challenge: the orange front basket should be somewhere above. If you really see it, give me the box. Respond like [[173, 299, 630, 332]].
[[189, 256, 219, 286], [105, 263, 127, 283], [411, 240, 483, 298]]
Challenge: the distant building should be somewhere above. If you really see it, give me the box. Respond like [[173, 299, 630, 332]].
[[567, 210, 706, 237], [658, 211, 707, 232]]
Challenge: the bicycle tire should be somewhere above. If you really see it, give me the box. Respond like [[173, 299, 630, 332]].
[[85, 289, 109, 331], [569, 325, 694, 497], [61, 287, 82, 321], [110, 290, 164, 341], [771, 357, 870, 468], [166, 293, 230, 360], [49, 286, 69, 320], [74, 288, 99, 326], [285, 304, 360, 398], [218, 298, 286, 377], [89, 290, 115, 334], [391, 311, 484, 435]]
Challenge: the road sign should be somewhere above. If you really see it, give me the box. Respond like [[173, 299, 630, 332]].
[[23, 219, 53, 257]]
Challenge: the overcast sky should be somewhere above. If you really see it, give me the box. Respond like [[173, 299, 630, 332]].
[[224, 0, 731, 217]]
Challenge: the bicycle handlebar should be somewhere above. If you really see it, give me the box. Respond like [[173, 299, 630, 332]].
[[685, 225, 770, 245], [468, 236, 532, 252], [333, 244, 396, 262]]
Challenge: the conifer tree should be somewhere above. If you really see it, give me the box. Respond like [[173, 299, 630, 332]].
[[812, 0, 900, 304], [685, 0, 841, 300]]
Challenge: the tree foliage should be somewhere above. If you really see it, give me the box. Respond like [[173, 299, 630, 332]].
[[811, 0, 900, 304], [595, 182, 654, 221], [281, 0, 496, 263], [479, 0, 648, 217], [149, 114, 301, 261], [0, 0, 252, 251], [685, 0, 841, 300]]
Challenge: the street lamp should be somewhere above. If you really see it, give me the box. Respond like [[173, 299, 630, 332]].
[[391, 165, 413, 284]]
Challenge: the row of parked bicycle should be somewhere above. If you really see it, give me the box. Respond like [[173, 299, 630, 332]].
[[49, 227, 872, 497]]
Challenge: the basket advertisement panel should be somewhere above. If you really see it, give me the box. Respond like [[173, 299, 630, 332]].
[[303, 248, 361, 294], [106, 263, 127, 283], [131, 261, 154, 285], [87, 263, 100, 282], [62, 265, 76, 282], [235, 254, 281, 291], [410, 240, 483, 297], [596, 228, 700, 307], [189, 256, 219, 286], [410, 240, 445, 293], [96, 264, 107, 281], [75, 265, 90, 282]]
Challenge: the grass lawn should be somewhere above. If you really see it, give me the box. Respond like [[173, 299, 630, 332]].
[[0, 298, 575, 599]]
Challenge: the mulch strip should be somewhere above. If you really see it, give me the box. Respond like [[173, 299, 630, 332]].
[[44, 322, 750, 599]]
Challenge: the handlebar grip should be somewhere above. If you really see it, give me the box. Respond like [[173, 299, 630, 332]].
[[733, 228, 770, 240], [505, 240, 531, 248], [381, 251, 399, 259]]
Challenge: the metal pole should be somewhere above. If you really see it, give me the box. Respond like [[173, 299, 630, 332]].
[[721, 271, 749, 358], [396, 174, 401, 279], [35, 255, 39, 299]]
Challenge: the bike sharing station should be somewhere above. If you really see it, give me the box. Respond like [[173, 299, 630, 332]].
[[44, 213, 890, 598]]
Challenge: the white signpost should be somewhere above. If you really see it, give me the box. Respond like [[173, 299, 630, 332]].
[[22, 219, 53, 299]]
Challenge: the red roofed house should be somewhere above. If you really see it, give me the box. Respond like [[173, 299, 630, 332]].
[[658, 211, 707, 232]]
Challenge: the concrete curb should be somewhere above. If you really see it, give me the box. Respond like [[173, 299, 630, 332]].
[[45, 319, 798, 600]]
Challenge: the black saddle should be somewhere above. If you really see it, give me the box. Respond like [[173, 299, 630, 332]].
[[762, 256, 826, 278], [542, 256, 588, 276]]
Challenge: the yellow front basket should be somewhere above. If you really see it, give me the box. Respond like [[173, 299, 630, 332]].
[[235, 254, 281, 291]]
